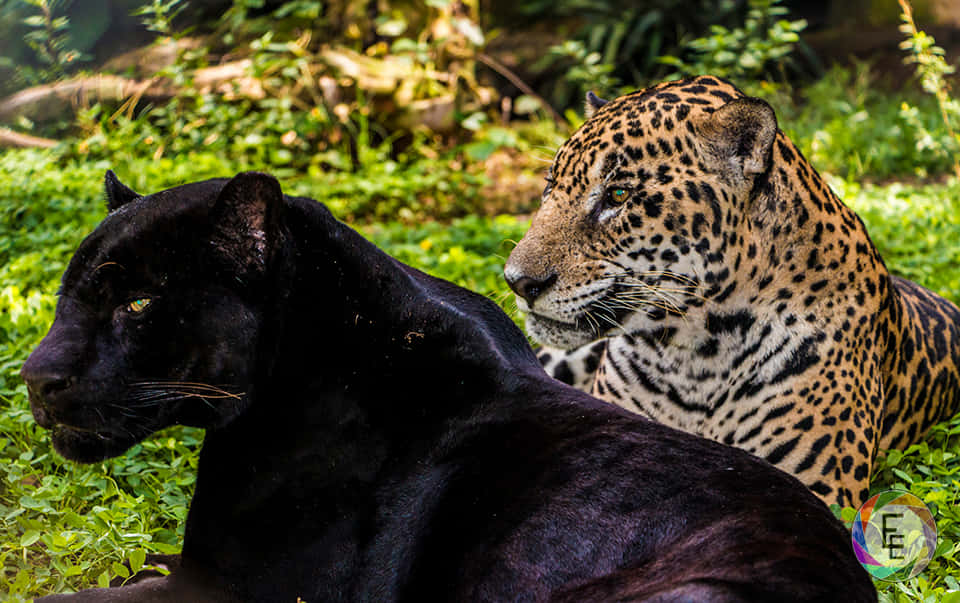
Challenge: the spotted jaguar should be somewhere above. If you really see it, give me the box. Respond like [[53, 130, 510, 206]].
[[504, 76, 960, 507]]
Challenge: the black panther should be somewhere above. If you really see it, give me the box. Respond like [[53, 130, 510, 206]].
[[21, 171, 875, 601]]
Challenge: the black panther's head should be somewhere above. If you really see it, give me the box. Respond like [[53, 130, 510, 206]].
[[21, 171, 286, 462]]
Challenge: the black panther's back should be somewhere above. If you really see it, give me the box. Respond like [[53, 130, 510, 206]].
[[384, 383, 875, 603]]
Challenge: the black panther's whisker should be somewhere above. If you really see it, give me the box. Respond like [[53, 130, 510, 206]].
[[124, 395, 179, 408], [131, 380, 235, 388], [127, 389, 184, 401], [129, 381, 243, 399], [124, 387, 245, 414], [166, 390, 243, 400], [106, 403, 139, 418]]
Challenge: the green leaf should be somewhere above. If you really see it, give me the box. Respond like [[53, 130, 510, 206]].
[[376, 18, 407, 38], [112, 562, 130, 579], [130, 548, 146, 574], [886, 449, 904, 467], [934, 538, 954, 559], [19, 529, 39, 547], [892, 468, 915, 483], [460, 112, 487, 131], [453, 18, 485, 46], [463, 141, 497, 162], [513, 96, 542, 116]]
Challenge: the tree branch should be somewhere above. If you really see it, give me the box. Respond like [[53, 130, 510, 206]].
[[476, 52, 564, 125]]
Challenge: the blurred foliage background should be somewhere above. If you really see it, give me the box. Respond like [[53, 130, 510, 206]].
[[3, 0, 960, 601]]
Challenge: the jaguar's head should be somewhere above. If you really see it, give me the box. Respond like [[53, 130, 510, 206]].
[[21, 171, 286, 462], [505, 76, 778, 349]]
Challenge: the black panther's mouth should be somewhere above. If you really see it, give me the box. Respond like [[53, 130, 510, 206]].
[[29, 394, 109, 433], [51, 423, 106, 436], [29, 393, 140, 462], [49, 422, 135, 463], [28, 395, 58, 429]]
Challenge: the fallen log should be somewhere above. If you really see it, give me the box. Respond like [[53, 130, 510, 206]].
[[0, 60, 262, 124], [101, 37, 204, 77], [0, 127, 58, 148], [0, 75, 176, 124]]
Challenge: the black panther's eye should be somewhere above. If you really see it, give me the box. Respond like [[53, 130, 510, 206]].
[[605, 187, 632, 205], [125, 298, 152, 313]]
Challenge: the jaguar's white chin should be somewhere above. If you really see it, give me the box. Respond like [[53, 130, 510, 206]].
[[525, 312, 602, 350]]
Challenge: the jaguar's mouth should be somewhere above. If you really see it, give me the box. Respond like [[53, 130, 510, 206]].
[[525, 269, 701, 349], [525, 303, 619, 350], [524, 312, 586, 348], [527, 311, 582, 331], [581, 277, 692, 329], [526, 282, 682, 349], [581, 292, 638, 331]]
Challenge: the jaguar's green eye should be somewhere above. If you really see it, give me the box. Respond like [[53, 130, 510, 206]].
[[609, 188, 631, 205], [126, 298, 152, 313]]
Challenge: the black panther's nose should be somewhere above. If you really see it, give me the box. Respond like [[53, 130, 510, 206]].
[[505, 272, 558, 305], [21, 363, 74, 404]]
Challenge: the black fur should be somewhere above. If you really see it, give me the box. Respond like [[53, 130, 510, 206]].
[[22, 172, 875, 602], [104, 170, 140, 211]]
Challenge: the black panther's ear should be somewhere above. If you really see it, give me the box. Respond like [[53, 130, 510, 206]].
[[209, 171, 284, 275], [698, 97, 778, 181], [585, 91, 608, 118], [104, 170, 141, 212]]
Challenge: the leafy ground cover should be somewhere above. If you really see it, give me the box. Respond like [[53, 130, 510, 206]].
[[3, 71, 960, 600]]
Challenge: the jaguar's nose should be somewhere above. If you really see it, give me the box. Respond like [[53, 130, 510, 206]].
[[505, 271, 558, 305]]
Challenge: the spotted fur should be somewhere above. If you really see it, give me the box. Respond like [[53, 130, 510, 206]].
[[505, 76, 960, 507]]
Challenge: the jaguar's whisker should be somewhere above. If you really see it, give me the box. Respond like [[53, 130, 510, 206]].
[[583, 311, 601, 333], [615, 280, 706, 303], [605, 288, 685, 314]]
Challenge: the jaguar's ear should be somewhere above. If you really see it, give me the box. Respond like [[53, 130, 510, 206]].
[[210, 172, 284, 275], [104, 170, 141, 212], [585, 91, 609, 118], [699, 97, 777, 181]]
